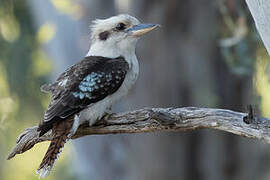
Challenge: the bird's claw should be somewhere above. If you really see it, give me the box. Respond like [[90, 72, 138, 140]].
[[102, 112, 116, 121]]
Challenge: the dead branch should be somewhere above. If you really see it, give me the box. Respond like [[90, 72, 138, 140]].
[[7, 107, 270, 160]]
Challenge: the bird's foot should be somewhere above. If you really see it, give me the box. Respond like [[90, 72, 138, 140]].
[[102, 111, 116, 121]]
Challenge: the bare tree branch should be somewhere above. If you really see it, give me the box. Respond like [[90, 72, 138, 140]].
[[7, 107, 270, 160]]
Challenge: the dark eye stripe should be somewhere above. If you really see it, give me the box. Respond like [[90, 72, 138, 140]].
[[99, 31, 110, 41]]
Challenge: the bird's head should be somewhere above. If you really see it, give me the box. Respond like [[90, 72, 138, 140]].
[[87, 14, 159, 58]]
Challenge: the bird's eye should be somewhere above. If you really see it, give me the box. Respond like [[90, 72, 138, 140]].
[[116, 23, 126, 31]]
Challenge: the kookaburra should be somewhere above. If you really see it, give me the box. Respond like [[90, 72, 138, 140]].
[[36, 14, 159, 178]]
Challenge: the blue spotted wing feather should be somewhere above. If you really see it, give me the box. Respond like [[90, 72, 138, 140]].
[[38, 56, 129, 136]]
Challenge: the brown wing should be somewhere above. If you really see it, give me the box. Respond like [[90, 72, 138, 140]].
[[38, 56, 129, 136]]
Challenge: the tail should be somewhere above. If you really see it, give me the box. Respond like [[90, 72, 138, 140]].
[[36, 118, 74, 178]]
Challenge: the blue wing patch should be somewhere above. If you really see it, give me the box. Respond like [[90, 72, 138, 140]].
[[72, 72, 103, 99], [72, 70, 122, 100]]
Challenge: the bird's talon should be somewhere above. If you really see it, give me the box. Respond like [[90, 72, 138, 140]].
[[103, 112, 115, 121]]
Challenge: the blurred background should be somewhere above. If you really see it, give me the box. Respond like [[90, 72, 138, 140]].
[[1, 0, 270, 180]]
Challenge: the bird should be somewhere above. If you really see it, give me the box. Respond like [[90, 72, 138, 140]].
[[36, 14, 159, 178]]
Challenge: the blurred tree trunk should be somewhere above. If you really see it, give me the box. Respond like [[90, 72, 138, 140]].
[[125, 1, 219, 179]]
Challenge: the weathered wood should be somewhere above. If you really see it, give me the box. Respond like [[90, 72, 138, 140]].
[[7, 107, 270, 160], [246, 0, 270, 56]]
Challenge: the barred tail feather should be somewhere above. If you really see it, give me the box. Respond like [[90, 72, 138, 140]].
[[36, 117, 74, 178], [36, 134, 68, 178]]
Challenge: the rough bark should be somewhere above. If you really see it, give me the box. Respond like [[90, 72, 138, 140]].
[[246, 0, 270, 56], [7, 107, 270, 160]]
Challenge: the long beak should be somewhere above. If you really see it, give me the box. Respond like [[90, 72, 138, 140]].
[[126, 23, 160, 37]]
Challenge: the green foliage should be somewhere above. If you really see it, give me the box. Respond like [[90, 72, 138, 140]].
[[0, 1, 74, 179]]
